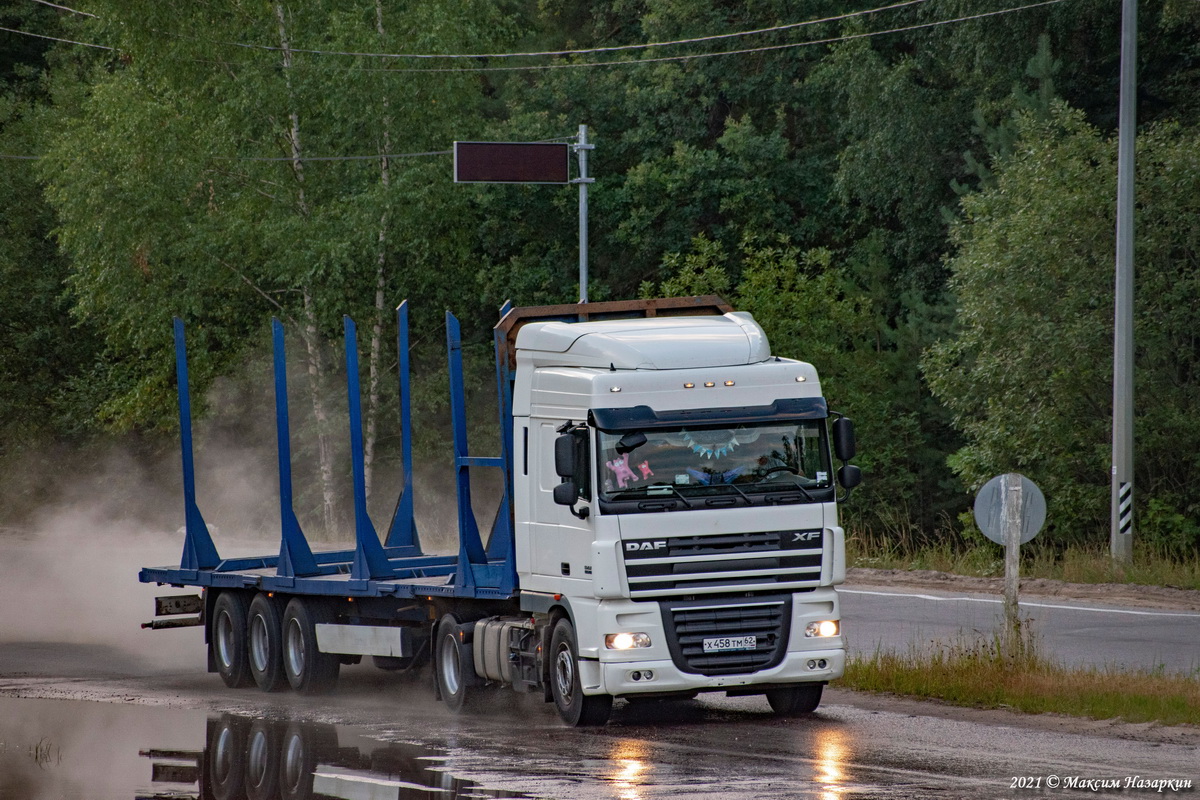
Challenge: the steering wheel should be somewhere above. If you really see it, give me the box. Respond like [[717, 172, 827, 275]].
[[756, 465, 800, 483]]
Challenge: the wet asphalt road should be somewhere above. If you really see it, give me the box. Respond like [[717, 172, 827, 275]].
[[0, 636, 1197, 800]]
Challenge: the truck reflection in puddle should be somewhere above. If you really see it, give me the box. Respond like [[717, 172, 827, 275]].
[[140, 714, 527, 800]]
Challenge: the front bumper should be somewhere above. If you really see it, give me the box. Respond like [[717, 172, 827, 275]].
[[589, 646, 845, 698]]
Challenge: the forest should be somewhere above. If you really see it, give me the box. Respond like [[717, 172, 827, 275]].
[[1, 0, 1197, 556]]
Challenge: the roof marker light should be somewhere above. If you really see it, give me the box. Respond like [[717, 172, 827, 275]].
[[724, 380, 735, 387], [610, 386, 622, 392], [796, 376, 807, 382], [683, 382, 695, 389], [704, 381, 716, 388]]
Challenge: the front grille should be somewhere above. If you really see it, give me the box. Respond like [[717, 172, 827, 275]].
[[661, 595, 792, 675], [621, 529, 823, 598]]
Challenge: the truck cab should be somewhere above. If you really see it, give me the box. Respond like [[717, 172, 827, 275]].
[[503, 303, 859, 722]]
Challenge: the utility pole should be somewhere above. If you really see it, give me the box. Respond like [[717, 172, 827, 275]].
[[572, 124, 595, 304], [1111, 0, 1137, 564]]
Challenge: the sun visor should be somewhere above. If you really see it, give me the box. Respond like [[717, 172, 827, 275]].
[[588, 397, 828, 431]]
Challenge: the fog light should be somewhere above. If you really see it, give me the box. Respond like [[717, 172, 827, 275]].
[[805, 620, 840, 638], [631, 671, 642, 681], [605, 632, 652, 649], [643, 670, 654, 680], [818, 659, 828, 669], [807, 660, 817, 669]]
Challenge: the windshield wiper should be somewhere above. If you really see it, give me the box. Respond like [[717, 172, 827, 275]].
[[609, 483, 695, 509]]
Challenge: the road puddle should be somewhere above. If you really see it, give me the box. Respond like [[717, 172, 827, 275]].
[[0, 697, 526, 800]]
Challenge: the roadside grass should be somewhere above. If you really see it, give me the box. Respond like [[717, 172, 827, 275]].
[[846, 525, 1200, 591], [841, 626, 1200, 726]]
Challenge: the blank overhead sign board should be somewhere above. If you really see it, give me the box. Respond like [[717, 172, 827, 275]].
[[454, 141, 570, 184]]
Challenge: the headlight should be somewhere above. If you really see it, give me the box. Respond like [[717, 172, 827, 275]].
[[804, 620, 839, 638], [604, 632, 652, 649]]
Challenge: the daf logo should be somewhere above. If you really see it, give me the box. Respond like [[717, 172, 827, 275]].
[[791, 531, 821, 543], [626, 541, 668, 552]]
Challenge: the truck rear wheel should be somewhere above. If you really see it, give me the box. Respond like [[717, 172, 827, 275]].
[[766, 683, 823, 716], [434, 614, 479, 712], [248, 593, 286, 692], [212, 591, 253, 688], [244, 719, 281, 800], [282, 598, 340, 695], [207, 715, 247, 800], [550, 618, 612, 727]]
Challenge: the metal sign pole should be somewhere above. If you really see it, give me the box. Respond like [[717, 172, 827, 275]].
[[572, 124, 595, 304], [1111, 0, 1137, 564]]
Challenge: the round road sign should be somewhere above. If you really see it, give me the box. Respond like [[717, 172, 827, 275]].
[[973, 473, 1046, 545]]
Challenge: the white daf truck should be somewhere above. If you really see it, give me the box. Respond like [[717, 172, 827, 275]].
[[143, 296, 861, 727]]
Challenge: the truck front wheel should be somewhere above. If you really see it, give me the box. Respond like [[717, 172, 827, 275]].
[[212, 592, 253, 688], [549, 618, 612, 727], [766, 683, 823, 716], [282, 598, 340, 695], [434, 614, 479, 712]]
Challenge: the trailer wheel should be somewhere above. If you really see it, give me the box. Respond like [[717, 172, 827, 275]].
[[279, 722, 338, 800], [282, 598, 340, 695], [212, 591, 254, 688], [766, 683, 823, 716], [248, 593, 287, 692], [550, 618, 612, 727], [207, 715, 247, 800], [245, 720, 281, 800], [434, 614, 479, 713]]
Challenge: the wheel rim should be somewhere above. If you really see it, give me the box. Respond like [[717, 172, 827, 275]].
[[249, 614, 268, 673], [554, 644, 575, 705], [281, 732, 304, 793], [439, 633, 461, 695], [213, 726, 235, 784], [216, 611, 235, 670], [285, 618, 305, 678], [247, 728, 269, 789]]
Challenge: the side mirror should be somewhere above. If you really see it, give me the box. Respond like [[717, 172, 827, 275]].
[[837, 464, 862, 490], [832, 417, 857, 462], [554, 433, 577, 479], [553, 481, 578, 506]]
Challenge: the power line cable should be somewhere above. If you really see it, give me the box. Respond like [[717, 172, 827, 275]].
[[225, 0, 1063, 75], [29, 0, 97, 18], [203, 0, 927, 61], [0, 23, 112, 49]]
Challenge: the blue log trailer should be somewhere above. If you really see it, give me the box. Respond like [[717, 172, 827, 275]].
[[142, 296, 862, 726]]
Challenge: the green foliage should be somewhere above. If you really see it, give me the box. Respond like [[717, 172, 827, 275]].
[[926, 103, 1200, 553]]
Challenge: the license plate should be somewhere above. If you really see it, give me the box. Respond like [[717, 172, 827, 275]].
[[702, 635, 757, 653]]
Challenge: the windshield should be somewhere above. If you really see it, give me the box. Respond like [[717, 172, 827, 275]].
[[597, 420, 831, 508]]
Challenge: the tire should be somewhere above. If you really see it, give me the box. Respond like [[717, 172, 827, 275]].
[[245, 720, 281, 800], [248, 593, 287, 692], [279, 722, 338, 800], [434, 614, 479, 713], [207, 715, 247, 800], [282, 598, 340, 695], [212, 591, 253, 689], [549, 618, 612, 727], [766, 683, 823, 716]]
